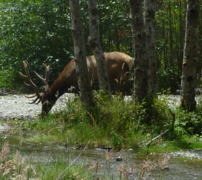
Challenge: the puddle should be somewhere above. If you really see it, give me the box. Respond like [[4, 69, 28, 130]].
[[0, 131, 201, 180]]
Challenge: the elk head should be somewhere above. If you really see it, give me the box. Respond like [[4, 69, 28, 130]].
[[19, 61, 57, 115]]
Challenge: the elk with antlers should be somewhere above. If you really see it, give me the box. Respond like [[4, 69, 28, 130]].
[[20, 52, 132, 115]]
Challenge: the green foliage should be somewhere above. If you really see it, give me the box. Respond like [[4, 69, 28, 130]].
[[0, 0, 133, 89], [97, 0, 131, 53], [0, 66, 11, 89], [175, 106, 202, 136], [0, 0, 73, 88], [138, 94, 172, 130], [8, 92, 202, 153], [1, 0, 202, 92], [155, 0, 186, 69], [111, 130, 122, 149], [12, 92, 175, 149], [157, 68, 180, 94]]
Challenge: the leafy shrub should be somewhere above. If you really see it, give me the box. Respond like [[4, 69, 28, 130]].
[[138, 94, 172, 130], [54, 92, 173, 147], [175, 107, 202, 136]]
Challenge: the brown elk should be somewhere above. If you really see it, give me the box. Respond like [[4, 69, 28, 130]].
[[19, 51, 132, 114]]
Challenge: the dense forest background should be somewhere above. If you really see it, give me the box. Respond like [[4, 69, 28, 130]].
[[0, 0, 202, 93]]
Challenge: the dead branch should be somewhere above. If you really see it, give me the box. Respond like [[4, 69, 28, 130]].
[[88, 112, 97, 128], [146, 130, 169, 146]]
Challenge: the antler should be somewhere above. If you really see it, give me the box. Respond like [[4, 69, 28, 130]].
[[34, 63, 50, 91], [19, 61, 50, 104]]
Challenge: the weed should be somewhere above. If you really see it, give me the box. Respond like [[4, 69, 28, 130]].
[[0, 142, 39, 180], [158, 149, 170, 171], [139, 156, 157, 179]]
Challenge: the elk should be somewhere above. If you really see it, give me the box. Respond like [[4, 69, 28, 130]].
[[19, 52, 132, 114]]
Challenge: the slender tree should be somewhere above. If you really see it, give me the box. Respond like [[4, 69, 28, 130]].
[[69, 0, 94, 109], [168, 0, 174, 68], [178, 0, 184, 76], [180, 0, 200, 111], [129, 0, 148, 102], [87, 0, 111, 93], [144, 0, 157, 95]]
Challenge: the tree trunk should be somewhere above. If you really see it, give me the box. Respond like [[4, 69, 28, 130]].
[[87, 0, 111, 93], [69, 0, 94, 109], [178, 0, 183, 77], [168, 0, 173, 67], [180, 0, 200, 111], [129, 0, 148, 102], [144, 0, 157, 95]]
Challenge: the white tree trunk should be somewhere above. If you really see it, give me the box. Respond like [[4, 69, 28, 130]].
[[88, 0, 111, 94], [181, 0, 200, 111], [69, 0, 94, 109]]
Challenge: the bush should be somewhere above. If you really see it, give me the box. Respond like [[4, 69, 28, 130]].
[[0, 0, 73, 88], [175, 107, 202, 136]]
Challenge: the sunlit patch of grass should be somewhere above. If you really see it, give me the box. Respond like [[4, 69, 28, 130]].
[[27, 134, 60, 144], [138, 134, 202, 153], [66, 122, 111, 147]]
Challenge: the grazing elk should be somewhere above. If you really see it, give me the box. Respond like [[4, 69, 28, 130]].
[[20, 52, 132, 114]]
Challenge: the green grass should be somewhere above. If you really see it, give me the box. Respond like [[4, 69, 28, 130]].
[[7, 91, 202, 153]]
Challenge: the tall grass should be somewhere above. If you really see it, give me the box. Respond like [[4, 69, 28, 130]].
[[10, 92, 202, 151], [15, 92, 171, 148], [0, 142, 171, 180], [0, 142, 39, 180]]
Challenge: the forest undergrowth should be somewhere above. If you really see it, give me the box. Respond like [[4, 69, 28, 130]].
[[7, 91, 202, 151]]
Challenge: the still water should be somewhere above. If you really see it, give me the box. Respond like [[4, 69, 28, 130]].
[[0, 124, 201, 180]]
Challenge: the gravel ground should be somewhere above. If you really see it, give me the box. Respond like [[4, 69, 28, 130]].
[[0, 93, 75, 120], [0, 93, 202, 120]]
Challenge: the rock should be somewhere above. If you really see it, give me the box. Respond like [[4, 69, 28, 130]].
[[116, 156, 123, 161]]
